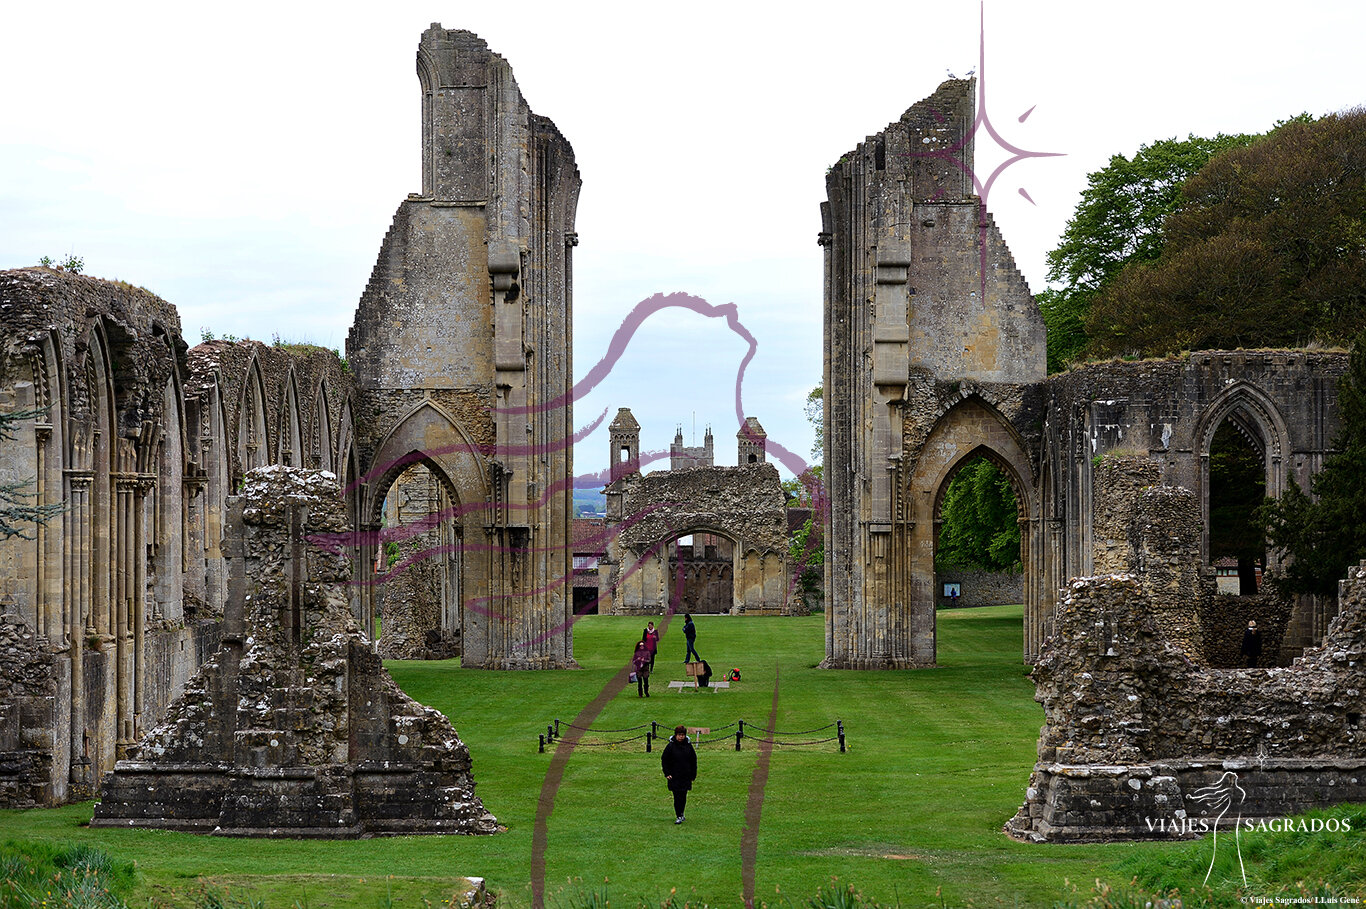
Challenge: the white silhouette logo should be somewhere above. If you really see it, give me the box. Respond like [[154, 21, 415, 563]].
[[1189, 771, 1247, 887]]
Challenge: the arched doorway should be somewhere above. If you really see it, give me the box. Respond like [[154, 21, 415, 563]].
[[371, 459, 463, 659], [905, 398, 1042, 664], [666, 530, 736, 615]]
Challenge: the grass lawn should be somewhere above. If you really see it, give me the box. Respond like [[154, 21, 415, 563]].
[[0, 607, 1361, 908]]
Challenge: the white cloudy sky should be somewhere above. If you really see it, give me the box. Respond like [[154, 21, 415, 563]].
[[3, 1, 1363, 483]]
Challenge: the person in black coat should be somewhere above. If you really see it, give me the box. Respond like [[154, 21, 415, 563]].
[[683, 612, 700, 662], [1240, 619, 1262, 667], [661, 724, 698, 823]]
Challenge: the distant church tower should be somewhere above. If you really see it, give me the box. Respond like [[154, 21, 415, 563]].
[[609, 408, 641, 482], [670, 424, 714, 470], [737, 416, 767, 464]]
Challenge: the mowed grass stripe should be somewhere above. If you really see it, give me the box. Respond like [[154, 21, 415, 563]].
[[10, 606, 1341, 908]]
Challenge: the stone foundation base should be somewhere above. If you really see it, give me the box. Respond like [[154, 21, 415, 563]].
[[93, 760, 497, 837], [1006, 759, 1366, 843]]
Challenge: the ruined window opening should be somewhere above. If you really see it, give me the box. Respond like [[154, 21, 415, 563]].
[[1208, 419, 1266, 595], [619, 446, 630, 463]]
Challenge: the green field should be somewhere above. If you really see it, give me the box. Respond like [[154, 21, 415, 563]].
[[1, 608, 1362, 908]]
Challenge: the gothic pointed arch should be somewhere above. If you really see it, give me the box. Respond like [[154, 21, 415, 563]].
[[364, 400, 490, 528], [278, 368, 304, 467], [904, 394, 1044, 663], [236, 354, 270, 478], [312, 378, 335, 473]]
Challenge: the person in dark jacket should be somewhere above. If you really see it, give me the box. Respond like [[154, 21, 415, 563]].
[[661, 724, 697, 823], [683, 612, 700, 662], [632, 640, 652, 697], [1240, 619, 1262, 667]]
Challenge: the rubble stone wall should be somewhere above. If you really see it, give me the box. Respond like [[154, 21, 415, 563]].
[[1007, 565, 1366, 842], [935, 569, 1022, 607], [92, 468, 497, 836], [601, 459, 795, 616]]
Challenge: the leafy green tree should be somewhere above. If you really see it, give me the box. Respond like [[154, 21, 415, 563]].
[[1041, 131, 1261, 370], [1088, 110, 1365, 357], [783, 465, 825, 607], [804, 384, 822, 462], [1208, 422, 1266, 594], [0, 408, 65, 539], [1262, 331, 1366, 597], [936, 459, 1021, 573]]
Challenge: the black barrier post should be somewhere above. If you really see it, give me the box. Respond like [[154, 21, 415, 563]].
[[838, 720, 846, 753], [539, 734, 545, 754], [547, 723, 555, 743], [555, 719, 561, 738], [652, 721, 659, 738], [735, 720, 743, 752], [646, 731, 653, 752]]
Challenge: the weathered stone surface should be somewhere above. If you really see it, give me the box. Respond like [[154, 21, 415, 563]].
[[92, 467, 497, 836], [346, 25, 579, 670], [600, 411, 796, 616], [1006, 561, 1366, 842]]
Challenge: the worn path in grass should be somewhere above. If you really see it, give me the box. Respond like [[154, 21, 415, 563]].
[[0, 608, 1276, 907]]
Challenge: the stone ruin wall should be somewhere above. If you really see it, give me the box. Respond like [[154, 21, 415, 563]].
[[600, 463, 795, 616], [934, 569, 1023, 608], [345, 25, 580, 670], [822, 76, 1048, 668], [92, 468, 497, 836], [1043, 350, 1348, 658], [1008, 472, 1366, 842], [0, 268, 357, 807], [376, 466, 460, 660]]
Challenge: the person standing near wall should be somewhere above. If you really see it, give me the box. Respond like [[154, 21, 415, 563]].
[[661, 724, 698, 824], [1240, 620, 1262, 667]]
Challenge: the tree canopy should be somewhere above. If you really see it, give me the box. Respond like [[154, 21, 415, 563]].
[[1262, 332, 1366, 597], [1088, 109, 1366, 358], [1041, 131, 1260, 371], [936, 458, 1021, 573]]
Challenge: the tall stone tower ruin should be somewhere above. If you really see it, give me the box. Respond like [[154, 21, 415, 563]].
[[346, 26, 580, 668], [821, 79, 1046, 667]]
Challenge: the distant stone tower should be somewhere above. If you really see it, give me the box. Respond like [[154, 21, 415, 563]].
[[670, 424, 714, 470], [346, 25, 581, 668], [609, 408, 641, 483], [737, 417, 767, 464]]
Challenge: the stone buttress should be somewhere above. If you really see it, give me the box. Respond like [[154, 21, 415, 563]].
[[346, 26, 581, 668]]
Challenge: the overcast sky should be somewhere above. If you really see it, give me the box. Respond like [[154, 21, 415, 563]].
[[3, 1, 1363, 483]]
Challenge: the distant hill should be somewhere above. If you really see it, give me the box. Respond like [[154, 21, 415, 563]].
[[573, 488, 606, 516]]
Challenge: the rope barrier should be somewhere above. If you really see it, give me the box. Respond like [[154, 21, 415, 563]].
[[554, 719, 652, 734], [538, 719, 845, 753], [739, 734, 842, 747], [737, 721, 838, 736]]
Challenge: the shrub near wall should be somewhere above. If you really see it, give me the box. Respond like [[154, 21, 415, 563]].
[[937, 569, 1023, 607]]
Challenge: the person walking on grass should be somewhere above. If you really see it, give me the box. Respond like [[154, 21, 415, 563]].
[[661, 724, 697, 824], [632, 639, 652, 697], [644, 622, 660, 672], [683, 612, 700, 662]]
